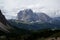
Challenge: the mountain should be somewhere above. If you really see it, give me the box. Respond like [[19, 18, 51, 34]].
[[17, 9, 35, 22], [17, 9, 52, 23], [11, 9, 60, 30], [49, 17, 60, 25], [0, 10, 14, 33], [1, 10, 60, 40], [36, 13, 52, 22], [53, 17, 60, 21], [8, 19, 60, 30]]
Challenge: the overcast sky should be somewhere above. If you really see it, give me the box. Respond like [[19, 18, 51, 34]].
[[0, 0, 60, 19]]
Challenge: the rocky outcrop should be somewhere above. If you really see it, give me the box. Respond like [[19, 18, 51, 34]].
[[17, 9, 52, 23], [17, 9, 34, 22], [36, 13, 52, 22]]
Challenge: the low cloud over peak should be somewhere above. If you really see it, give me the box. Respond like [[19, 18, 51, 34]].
[[0, 0, 60, 19]]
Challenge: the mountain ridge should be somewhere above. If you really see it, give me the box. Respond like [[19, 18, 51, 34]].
[[0, 10, 14, 33], [17, 9, 52, 23]]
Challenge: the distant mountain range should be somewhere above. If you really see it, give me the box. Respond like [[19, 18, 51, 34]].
[[0, 9, 60, 32], [17, 9, 60, 24], [0, 9, 60, 40], [17, 9, 52, 23], [7, 9, 60, 30]]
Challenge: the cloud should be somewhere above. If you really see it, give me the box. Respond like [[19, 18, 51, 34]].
[[0, 0, 60, 19]]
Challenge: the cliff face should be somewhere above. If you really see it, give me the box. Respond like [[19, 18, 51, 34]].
[[0, 10, 8, 25], [0, 10, 13, 33], [17, 9, 34, 22], [17, 9, 52, 23]]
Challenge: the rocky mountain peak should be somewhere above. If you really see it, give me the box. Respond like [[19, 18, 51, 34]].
[[17, 9, 52, 23], [24, 9, 33, 13]]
